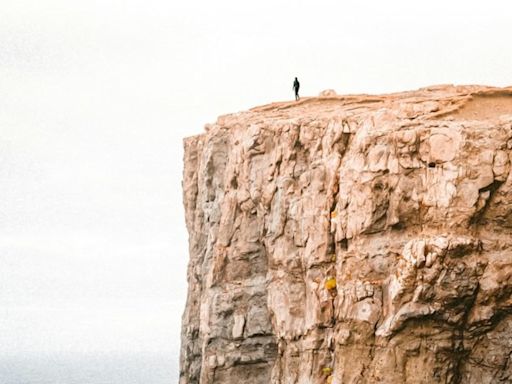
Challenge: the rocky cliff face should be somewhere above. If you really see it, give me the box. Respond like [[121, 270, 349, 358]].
[[180, 85, 512, 384]]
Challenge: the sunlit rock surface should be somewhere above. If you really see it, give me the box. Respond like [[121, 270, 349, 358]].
[[180, 85, 512, 384]]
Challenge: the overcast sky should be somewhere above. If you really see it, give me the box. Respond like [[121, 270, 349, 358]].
[[0, 0, 511, 378]]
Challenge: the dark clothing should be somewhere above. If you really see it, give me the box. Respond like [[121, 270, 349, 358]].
[[293, 78, 300, 101]]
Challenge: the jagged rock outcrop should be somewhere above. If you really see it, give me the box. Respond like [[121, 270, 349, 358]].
[[180, 85, 512, 384]]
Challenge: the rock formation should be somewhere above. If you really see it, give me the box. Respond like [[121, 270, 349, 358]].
[[180, 85, 512, 384]]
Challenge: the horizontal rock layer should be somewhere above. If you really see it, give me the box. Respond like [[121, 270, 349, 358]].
[[180, 85, 512, 383]]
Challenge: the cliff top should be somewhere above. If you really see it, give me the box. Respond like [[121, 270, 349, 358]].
[[197, 85, 512, 138]]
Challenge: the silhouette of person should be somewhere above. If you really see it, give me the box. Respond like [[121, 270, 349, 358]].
[[293, 77, 300, 101]]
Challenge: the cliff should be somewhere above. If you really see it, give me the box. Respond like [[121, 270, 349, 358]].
[[180, 85, 512, 384]]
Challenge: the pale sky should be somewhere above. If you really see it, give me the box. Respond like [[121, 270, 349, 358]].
[[0, 0, 511, 380]]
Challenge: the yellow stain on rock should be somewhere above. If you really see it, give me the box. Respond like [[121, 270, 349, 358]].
[[325, 277, 337, 290], [322, 367, 333, 375]]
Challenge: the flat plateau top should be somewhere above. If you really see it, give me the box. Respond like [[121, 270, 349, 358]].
[[203, 85, 512, 133]]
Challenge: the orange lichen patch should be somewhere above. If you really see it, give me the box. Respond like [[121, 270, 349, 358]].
[[330, 211, 337, 219], [325, 277, 337, 290]]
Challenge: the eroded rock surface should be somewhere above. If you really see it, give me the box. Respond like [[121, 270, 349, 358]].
[[180, 85, 512, 383]]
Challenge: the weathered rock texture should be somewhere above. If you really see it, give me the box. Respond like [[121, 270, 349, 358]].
[[180, 85, 512, 384]]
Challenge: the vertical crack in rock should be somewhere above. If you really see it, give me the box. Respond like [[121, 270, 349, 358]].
[[181, 85, 512, 383]]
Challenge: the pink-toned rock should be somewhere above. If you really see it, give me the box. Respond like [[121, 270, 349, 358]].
[[319, 89, 337, 97], [181, 85, 512, 383]]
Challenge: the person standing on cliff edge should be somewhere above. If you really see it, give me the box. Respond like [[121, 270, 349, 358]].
[[293, 77, 300, 101]]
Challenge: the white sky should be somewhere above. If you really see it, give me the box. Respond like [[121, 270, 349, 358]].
[[0, 0, 511, 378]]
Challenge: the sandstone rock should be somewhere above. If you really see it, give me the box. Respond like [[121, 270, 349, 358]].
[[181, 85, 512, 383], [319, 89, 337, 97]]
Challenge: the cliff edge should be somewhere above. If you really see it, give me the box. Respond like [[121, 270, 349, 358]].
[[180, 85, 512, 384]]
